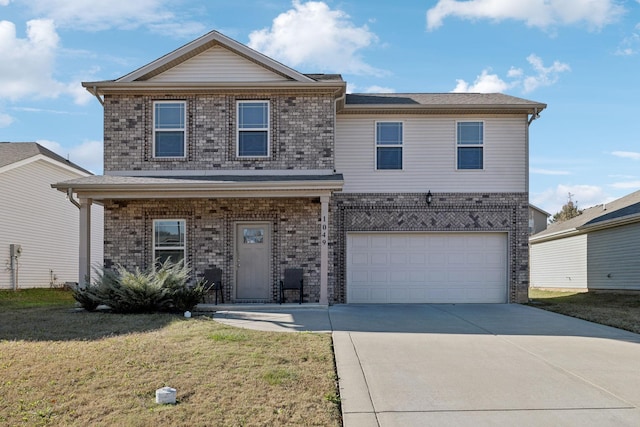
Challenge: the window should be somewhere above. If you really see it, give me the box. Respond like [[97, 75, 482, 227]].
[[376, 122, 403, 170], [237, 101, 269, 157], [153, 220, 185, 264], [153, 101, 186, 158], [457, 121, 483, 169]]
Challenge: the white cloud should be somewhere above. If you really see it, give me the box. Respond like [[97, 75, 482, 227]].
[[612, 150, 640, 160], [364, 85, 395, 93], [0, 19, 98, 105], [532, 184, 608, 214], [426, 0, 625, 31], [248, 1, 384, 76], [610, 181, 640, 189], [531, 168, 571, 175], [20, 0, 204, 35], [37, 139, 103, 174], [452, 69, 514, 93], [0, 112, 14, 127], [0, 0, 10, 5], [452, 54, 570, 93], [615, 23, 640, 56], [523, 54, 571, 92], [0, 19, 61, 100]]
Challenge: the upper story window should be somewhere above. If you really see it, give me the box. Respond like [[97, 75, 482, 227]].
[[153, 101, 186, 158], [237, 101, 269, 157], [376, 122, 403, 170], [457, 121, 483, 170], [153, 219, 185, 265]]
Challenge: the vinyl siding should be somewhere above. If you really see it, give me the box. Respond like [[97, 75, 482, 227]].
[[0, 160, 103, 289], [149, 45, 289, 83], [335, 115, 528, 193], [587, 223, 640, 290], [530, 235, 588, 289]]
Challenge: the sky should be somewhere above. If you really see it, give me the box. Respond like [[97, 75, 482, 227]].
[[1, 0, 639, 215]]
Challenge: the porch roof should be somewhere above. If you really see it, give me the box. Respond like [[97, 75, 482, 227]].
[[52, 174, 344, 200]]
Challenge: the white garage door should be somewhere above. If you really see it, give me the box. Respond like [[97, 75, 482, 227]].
[[347, 233, 507, 303]]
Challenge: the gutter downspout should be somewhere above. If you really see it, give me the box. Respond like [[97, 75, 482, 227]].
[[333, 90, 346, 169], [90, 86, 104, 106], [528, 107, 540, 126], [67, 188, 81, 209]]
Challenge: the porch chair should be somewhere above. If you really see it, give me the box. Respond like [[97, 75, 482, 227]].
[[203, 268, 224, 305], [279, 268, 303, 304]]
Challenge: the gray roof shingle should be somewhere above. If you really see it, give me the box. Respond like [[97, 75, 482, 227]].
[[0, 142, 92, 174], [346, 93, 545, 107], [532, 189, 640, 239]]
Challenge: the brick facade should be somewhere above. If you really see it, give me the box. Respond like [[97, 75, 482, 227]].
[[103, 197, 326, 303], [103, 93, 335, 172], [331, 192, 530, 303]]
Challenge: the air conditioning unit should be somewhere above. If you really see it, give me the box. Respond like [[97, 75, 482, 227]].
[[10, 244, 22, 258]]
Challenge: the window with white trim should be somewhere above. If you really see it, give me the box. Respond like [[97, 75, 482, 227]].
[[237, 100, 269, 157], [457, 121, 483, 170], [153, 219, 185, 264], [153, 101, 186, 158], [375, 121, 403, 170]]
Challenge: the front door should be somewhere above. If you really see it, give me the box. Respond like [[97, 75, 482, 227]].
[[235, 222, 271, 300]]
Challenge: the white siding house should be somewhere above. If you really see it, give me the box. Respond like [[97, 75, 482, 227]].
[[530, 190, 640, 291], [0, 143, 103, 289], [529, 204, 550, 235]]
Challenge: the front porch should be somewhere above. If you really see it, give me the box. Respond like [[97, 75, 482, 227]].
[[52, 173, 343, 305]]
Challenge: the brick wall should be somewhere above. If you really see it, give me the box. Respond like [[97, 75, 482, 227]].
[[103, 197, 325, 303], [103, 93, 335, 172], [331, 192, 530, 303]]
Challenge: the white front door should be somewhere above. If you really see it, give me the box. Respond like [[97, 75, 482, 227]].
[[235, 222, 271, 300]]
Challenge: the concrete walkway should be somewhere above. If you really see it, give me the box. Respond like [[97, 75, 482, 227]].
[[212, 304, 640, 426]]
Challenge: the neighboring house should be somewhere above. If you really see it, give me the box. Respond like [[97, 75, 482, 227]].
[[0, 142, 103, 289], [530, 190, 640, 291], [52, 31, 545, 304], [529, 204, 550, 235]]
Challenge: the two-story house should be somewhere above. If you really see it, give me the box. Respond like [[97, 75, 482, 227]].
[[54, 30, 545, 304]]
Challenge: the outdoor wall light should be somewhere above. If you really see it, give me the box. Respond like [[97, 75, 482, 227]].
[[426, 190, 433, 205]]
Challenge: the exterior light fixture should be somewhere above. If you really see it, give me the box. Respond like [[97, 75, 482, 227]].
[[426, 190, 433, 205]]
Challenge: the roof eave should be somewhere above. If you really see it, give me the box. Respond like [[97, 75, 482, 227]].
[[342, 103, 546, 115], [52, 179, 345, 200], [82, 81, 347, 96], [529, 227, 582, 243]]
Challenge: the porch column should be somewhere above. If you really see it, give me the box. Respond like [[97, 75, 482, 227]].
[[79, 198, 92, 287], [320, 195, 329, 305]]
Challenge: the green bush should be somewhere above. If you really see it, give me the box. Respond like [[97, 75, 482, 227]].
[[72, 260, 208, 314]]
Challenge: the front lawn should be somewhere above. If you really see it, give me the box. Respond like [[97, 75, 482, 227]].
[[528, 289, 640, 334], [0, 289, 341, 426]]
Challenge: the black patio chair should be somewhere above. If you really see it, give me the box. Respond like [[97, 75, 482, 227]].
[[203, 268, 224, 305], [279, 268, 303, 304]]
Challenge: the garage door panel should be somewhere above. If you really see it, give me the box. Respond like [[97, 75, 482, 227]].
[[390, 253, 407, 265], [371, 253, 388, 265], [371, 236, 388, 248], [352, 253, 369, 265], [347, 233, 507, 303]]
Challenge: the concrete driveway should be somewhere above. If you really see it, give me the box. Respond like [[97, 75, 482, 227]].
[[213, 304, 640, 426]]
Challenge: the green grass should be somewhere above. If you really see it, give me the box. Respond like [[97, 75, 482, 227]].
[[529, 289, 640, 334], [0, 288, 75, 309], [0, 289, 341, 426]]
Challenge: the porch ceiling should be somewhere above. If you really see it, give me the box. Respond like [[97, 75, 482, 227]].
[[52, 174, 344, 200]]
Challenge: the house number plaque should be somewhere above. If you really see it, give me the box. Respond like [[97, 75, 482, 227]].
[[321, 215, 328, 246]]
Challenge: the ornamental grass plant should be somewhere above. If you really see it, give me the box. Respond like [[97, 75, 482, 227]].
[[72, 260, 209, 313]]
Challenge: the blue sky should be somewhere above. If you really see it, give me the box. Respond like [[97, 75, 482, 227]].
[[1, 0, 639, 214]]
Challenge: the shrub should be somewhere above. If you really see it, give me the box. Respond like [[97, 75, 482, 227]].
[[72, 260, 206, 314]]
